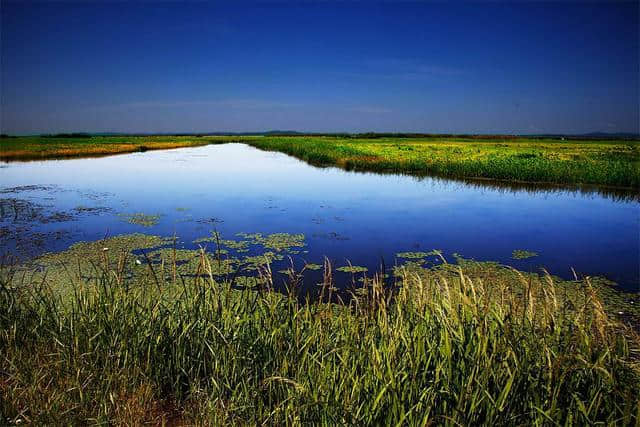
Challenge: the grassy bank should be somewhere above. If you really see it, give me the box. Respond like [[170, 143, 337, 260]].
[[2, 135, 638, 188], [210, 136, 640, 189], [1, 235, 639, 424], [0, 135, 211, 161]]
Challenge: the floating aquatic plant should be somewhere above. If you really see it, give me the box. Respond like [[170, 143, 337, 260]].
[[259, 233, 306, 251], [242, 252, 284, 271], [512, 249, 539, 259], [336, 265, 368, 273], [236, 232, 262, 240], [20, 233, 171, 292], [396, 251, 433, 259], [220, 239, 251, 251], [399, 250, 443, 258], [236, 232, 306, 252], [119, 213, 161, 227], [393, 260, 426, 276]]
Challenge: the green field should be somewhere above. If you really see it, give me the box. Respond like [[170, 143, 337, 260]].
[[1, 233, 639, 424], [1, 135, 638, 189]]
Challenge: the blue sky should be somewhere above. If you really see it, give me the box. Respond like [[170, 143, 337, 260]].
[[1, 1, 638, 134]]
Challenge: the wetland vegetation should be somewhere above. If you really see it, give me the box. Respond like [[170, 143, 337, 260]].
[[1, 134, 638, 189], [214, 136, 640, 189], [1, 232, 639, 424], [3, 0, 639, 424], [0, 135, 212, 161], [1, 140, 639, 425]]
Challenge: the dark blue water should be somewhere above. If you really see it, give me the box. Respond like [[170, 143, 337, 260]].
[[1, 143, 638, 291]]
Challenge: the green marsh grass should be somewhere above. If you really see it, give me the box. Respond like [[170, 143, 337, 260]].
[[2, 135, 638, 188], [211, 136, 640, 189], [1, 241, 639, 424], [0, 135, 211, 161]]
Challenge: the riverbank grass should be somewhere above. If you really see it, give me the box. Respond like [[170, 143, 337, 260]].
[[1, 235, 639, 424], [214, 136, 639, 189], [2, 135, 638, 188]]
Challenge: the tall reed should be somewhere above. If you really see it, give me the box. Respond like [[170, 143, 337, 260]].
[[1, 250, 638, 425]]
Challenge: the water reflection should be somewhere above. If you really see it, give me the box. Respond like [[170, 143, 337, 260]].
[[1, 143, 638, 290]]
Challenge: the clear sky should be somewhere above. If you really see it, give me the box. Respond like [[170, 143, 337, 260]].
[[1, 1, 638, 135]]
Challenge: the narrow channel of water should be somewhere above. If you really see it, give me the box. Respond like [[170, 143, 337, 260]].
[[1, 143, 638, 291]]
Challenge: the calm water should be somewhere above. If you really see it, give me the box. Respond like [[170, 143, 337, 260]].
[[1, 143, 638, 291]]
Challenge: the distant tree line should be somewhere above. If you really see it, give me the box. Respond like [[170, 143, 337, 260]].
[[261, 132, 520, 139], [0, 132, 633, 141], [244, 132, 638, 141], [40, 133, 92, 138]]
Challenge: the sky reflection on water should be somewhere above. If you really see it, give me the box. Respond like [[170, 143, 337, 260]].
[[1, 143, 638, 291]]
